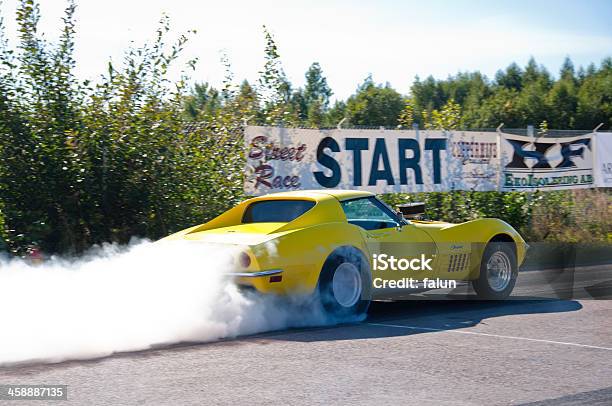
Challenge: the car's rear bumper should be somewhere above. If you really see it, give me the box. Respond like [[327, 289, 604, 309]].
[[225, 267, 318, 296], [225, 269, 291, 295], [224, 269, 283, 278]]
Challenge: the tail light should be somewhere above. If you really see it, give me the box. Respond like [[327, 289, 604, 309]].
[[238, 251, 251, 268]]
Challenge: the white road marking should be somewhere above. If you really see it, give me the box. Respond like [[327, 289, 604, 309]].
[[366, 322, 612, 351]]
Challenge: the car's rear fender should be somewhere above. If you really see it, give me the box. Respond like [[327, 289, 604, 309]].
[[236, 222, 368, 295]]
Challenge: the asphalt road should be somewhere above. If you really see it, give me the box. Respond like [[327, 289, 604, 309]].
[[1, 294, 611, 406]]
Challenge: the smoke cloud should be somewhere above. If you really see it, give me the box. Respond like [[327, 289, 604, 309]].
[[0, 240, 350, 366]]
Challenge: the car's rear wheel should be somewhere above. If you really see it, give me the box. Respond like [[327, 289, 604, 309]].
[[318, 248, 371, 318], [472, 241, 518, 299]]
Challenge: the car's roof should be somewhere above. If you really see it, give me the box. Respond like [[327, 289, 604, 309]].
[[319, 189, 373, 201], [253, 189, 373, 202]]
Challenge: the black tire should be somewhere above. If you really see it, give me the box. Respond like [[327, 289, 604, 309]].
[[472, 241, 518, 299], [318, 247, 372, 318]]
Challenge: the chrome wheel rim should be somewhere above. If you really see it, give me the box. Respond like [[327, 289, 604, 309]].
[[332, 262, 362, 308], [486, 251, 513, 292]]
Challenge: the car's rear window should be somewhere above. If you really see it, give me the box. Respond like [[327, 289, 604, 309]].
[[242, 200, 316, 223]]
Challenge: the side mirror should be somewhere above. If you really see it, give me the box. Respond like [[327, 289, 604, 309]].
[[397, 202, 425, 220]]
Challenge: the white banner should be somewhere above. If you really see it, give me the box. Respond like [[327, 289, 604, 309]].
[[244, 126, 500, 196], [594, 133, 612, 187], [500, 133, 594, 191]]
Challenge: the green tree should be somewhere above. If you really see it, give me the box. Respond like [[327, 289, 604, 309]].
[[257, 25, 296, 125], [397, 98, 414, 128], [345, 75, 404, 127], [304, 62, 332, 109], [547, 78, 577, 128], [323, 100, 347, 127], [0, 0, 88, 252], [469, 88, 522, 127], [302, 62, 333, 127], [235, 80, 261, 123], [495, 62, 523, 90], [183, 82, 221, 120], [560, 56, 576, 82], [574, 58, 612, 129], [0, 1, 246, 254], [429, 98, 461, 130]]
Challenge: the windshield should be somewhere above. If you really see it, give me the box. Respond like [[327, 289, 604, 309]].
[[242, 200, 315, 223], [341, 197, 401, 230]]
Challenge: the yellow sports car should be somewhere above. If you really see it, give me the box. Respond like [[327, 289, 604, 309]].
[[163, 190, 527, 316]]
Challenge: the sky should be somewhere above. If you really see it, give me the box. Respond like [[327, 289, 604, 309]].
[[1, 0, 611, 100]]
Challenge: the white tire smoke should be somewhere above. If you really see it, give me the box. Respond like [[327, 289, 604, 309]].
[[0, 240, 344, 366]]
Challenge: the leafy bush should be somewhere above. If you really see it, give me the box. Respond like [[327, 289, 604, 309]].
[[0, 1, 248, 253], [381, 189, 612, 243]]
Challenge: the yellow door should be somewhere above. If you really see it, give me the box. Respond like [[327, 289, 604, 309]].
[[340, 197, 438, 297]]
